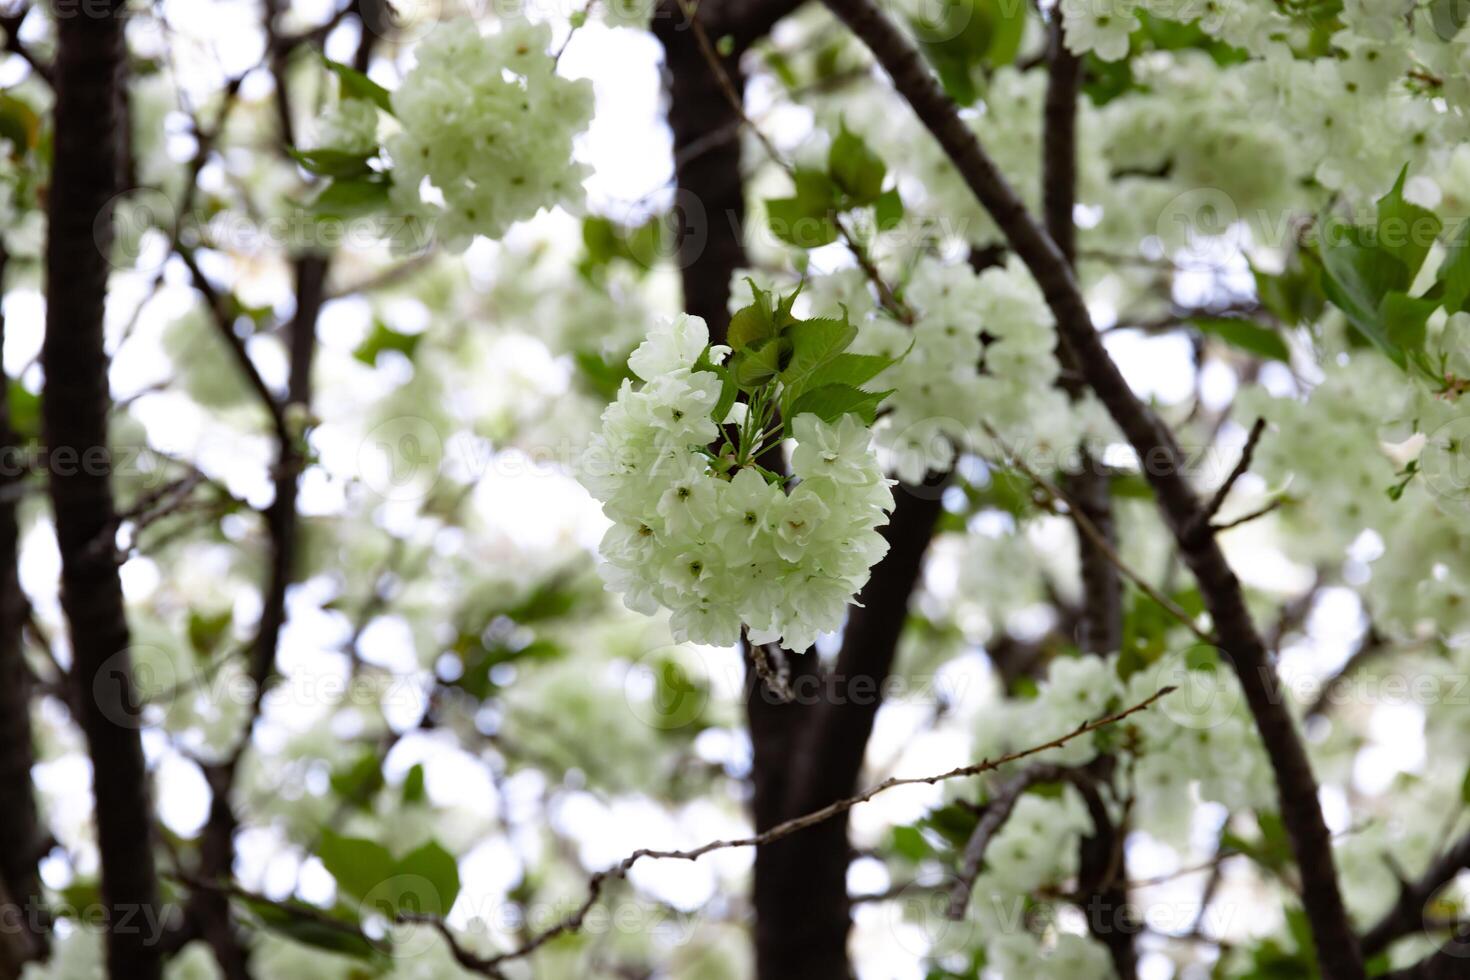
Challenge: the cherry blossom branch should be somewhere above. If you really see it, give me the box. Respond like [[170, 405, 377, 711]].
[[44, 3, 165, 977], [395, 687, 1175, 977], [1362, 831, 1470, 957], [818, 2, 1364, 974], [1198, 417, 1267, 530]]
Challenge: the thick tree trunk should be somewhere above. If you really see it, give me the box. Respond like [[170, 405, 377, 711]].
[[43, 3, 165, 977], [758, 492, 942, 980]]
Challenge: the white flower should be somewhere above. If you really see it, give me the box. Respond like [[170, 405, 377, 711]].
[[1059, 0, 1140, 62], [791, 412, 880, 486], [628, 314, 713, 381]]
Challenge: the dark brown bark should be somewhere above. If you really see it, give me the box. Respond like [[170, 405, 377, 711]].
[[1361, 832, 1470, 957], [655, 22, 748, 342], [0, 246, 47, 966], [43, 3, 164, 977], [818, 1, 1362, 976]]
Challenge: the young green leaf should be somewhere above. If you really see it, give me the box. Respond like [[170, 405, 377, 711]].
[[829, 124, 885, 205], [288, 147, 375, 178], [1437, 219, 1470, 313], [323, 57, 394, 113], [735, 338, 786, 387], [311, 175, 393, 220], [1375, 166, 1441, 281], [874, 187, 904, 231], [1190, 316, 1291, 363], [728, 282, 778, 351], [391, 840, 461, 917], [766, 197, 839, 249], [318, 830, 396, 903], [787, 383, 893, 426]]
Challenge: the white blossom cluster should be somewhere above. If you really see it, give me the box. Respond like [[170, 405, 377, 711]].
[[580, 315, 895, 651], [760, 256, 1111, 483], [1236, 358, 1410, 562], [386, 21, 593, 250]]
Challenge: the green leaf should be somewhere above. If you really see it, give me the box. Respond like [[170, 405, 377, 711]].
[[329, 752, 385, 809], [889, 825, 933, 862], [318, 830, 396, 903], [1378, 290, 1437, 356], [311, 175, 393, 220], [813, 351, 899, 390], [778, 316, 858, 398], [829, 124, 885, 205], [391, 841, 460, 917], [0, 93, 40, 152], [1375, 166, 1441, 281], [911, 0, 992, 106], [985, 0, 1027, 66], [1319, 222, 1413, 367], [1252, 252, 1325, 327], [354, 319, 421, 366], [710, 363, 738, 424], [240, 896, 381, 962], [401, 764, 426, 804], [288, 147, 375, 178], [187, 609, 232, 658], [1431, 0, 1470, 41], [910, 0, 1027, 105], [579, 215, 665, 278], [323, 58, 393, 113], [767, 171, 842, 248], [766, 196, 838, 249], [1437, 219, 1470, 313], [1460, 763, 1470, 805], [728, 282, 778, 352], [7, 384, 39, 443], [874, 187, 904, 231], [735, 338, 786, 387], [1191, 316, 1291, 362], [786, 383, 892, 426]]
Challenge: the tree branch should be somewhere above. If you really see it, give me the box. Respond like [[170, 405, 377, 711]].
[[43, 3, 164, 976], [818, 3, 1362, 974], [399, 686, 1174, 978], [1362, 831, 1470, 957], [1199, 417, 1267, 531]]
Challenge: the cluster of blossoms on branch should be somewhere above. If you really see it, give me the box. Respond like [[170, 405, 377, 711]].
[[306, 19, 593, 252], [386, 21, 593, 248], [579, 307, 898, 651]]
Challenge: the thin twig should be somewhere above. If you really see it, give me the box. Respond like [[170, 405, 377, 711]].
[[1200, 417, 1266, 528], [1210, 498, 1283, 534], [402, 686, 1175, 976], [983, 424, 1215, 645]]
